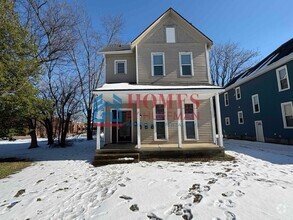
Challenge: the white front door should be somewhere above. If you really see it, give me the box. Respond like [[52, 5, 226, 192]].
[[255, 120, 264, 142]]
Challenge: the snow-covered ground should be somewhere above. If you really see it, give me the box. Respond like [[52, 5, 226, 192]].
[[0, 138, 292, 220]]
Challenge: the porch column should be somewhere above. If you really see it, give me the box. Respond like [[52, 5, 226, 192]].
[[177, 99, 182, 148], [136, 99, 141, 148], [215, 93, 224, 147]]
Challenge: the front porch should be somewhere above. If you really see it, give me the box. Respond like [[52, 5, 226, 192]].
[[93, 143, 225, 166]]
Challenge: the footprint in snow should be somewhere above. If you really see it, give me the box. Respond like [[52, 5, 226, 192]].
[[182, 208, 193, 220], [164, 178, 176, 182], [234, 190, 245, 197], [224, 211, 236, 220], [193, 194, 203, 204], [208, 178, 218, 184], [214, 199, 236, 208], [224, 199, 236, 208], [215, 172, 228, 178], [118, 183, 126, 187], [119, 195, 133, 200], [222, 191, 234, 197], [147, 212, 163, 220]]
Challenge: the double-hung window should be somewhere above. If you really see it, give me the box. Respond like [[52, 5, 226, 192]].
[[154, 104, 167, 140], [281, 102, 293, 128], [252, 94, 260, 113], [151, 53, 165, 76], [276, 65, 290, 91], [238, 111, 244, 124], [179, 52, 193, 76], [235, 87, 241, 100], [114, 60, 127, 74], [183, 104, 198, 140], [224, 92, 229, 106]]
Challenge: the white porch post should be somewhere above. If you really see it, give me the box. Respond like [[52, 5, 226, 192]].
[[136, 99, 141, 148], [177, 99, 182, 148], [210, 97, 216, 144], [215, 93, 224, 147]]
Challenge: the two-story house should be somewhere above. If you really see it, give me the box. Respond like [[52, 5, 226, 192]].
[[220, 39, 293, 145], [93, 8, 224, 151]]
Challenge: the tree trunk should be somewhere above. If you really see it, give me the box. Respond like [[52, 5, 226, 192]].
[[28, 118, 38, 149], [60, 113, 71, 147], [44, 118, 54, 145], [87, 108, 93, 140]]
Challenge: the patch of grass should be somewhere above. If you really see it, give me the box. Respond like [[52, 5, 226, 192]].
[[0, 158, 32, 179], [142, 153, 235, 163]]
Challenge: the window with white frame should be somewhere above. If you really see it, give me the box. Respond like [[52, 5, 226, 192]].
[[235, 87, 241, 100], [152, 53, 165, 76], [166, 27, 176, 43], [224, 92, 229, 106], [276, 65, 290, 91], [114, 60, 127, 74], [225, 117, 230, 126], [238, 111, 244, 124], [154, 104, 167, 139], [179, 52, 193, 76], [281, 102, 293, 128], [183, 104, 198, 140], [252, 94, 260, 113]]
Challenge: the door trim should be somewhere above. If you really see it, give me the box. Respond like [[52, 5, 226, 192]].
[[110, 108, 133, 143], [255, 120, 264, 142]]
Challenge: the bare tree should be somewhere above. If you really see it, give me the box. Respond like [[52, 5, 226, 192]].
[[70, 13, 123, 140], [17, 0, 80, 147], [210, 42, 259, 87]]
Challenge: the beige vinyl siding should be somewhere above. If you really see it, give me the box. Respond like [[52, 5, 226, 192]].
[[137, 43, 208, 85], [105, 53, 136, 83]]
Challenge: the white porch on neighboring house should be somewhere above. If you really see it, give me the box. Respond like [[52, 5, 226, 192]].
[[93, 83, 224, 151]]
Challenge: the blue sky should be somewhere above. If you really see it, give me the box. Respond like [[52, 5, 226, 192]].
[[78, 0, 292, 59]]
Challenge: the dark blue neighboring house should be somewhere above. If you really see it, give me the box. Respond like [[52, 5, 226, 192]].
[[220, 39, 293, 145]]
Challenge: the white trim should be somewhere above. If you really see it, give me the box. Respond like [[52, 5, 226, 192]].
[[177, 99, 182, 148], [238, 111, 244, 124], [225, 54, 293, 92], [235, 87, 241, 100], [151, 52, 165, 76], [182, 103, 198, 140], [110, 108, 134, 143], [166, 27, 176, 43], [281, 101, 293, 129], [135, 46, 139, 84], [215, 93, 223, 147], [99, 50, 133, 55], [276, 65, 290, 92], [210, 97, 216, 144], [205, 44, 212, 84], [252, 94, 260, 113], [153, 104, 169, 141], [225, 117, 230, 126], [114, 60, 127, 74], [179, 52, 194, 76], [224, 92, 229, 106], [136, 100, 141, 148]]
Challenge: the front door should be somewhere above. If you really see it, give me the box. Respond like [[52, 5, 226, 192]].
[[255, 120, 264, 142], [112, 110, 132, 143]]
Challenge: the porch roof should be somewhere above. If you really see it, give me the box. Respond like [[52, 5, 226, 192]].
[[93, 83, 224, 101], [93, 83, 223, 93]]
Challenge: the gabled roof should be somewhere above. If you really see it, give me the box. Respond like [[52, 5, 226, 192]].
[[100, 8, 213, 53], [131, 8, 213, 48], [226, 38, 293, 89]]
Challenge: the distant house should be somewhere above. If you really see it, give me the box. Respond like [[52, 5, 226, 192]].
[[220, 39, 293, 145], [93, 8, 224, 152]]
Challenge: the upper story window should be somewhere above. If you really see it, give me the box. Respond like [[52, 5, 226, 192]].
[[114, 60, 127, 74], [238, 111, 244, 124], [235, 87, 241, 100], [151, 52, 165, 76], [179, 52, 193, 76], [252, 94, 260, 113], [281, 102, 293, 128], [224, 92, 229, 106], [166, 27, 176, 43], [276, 65, 290, 92]]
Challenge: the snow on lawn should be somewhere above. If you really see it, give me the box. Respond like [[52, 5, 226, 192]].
[[0, 138, 293, 220]]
